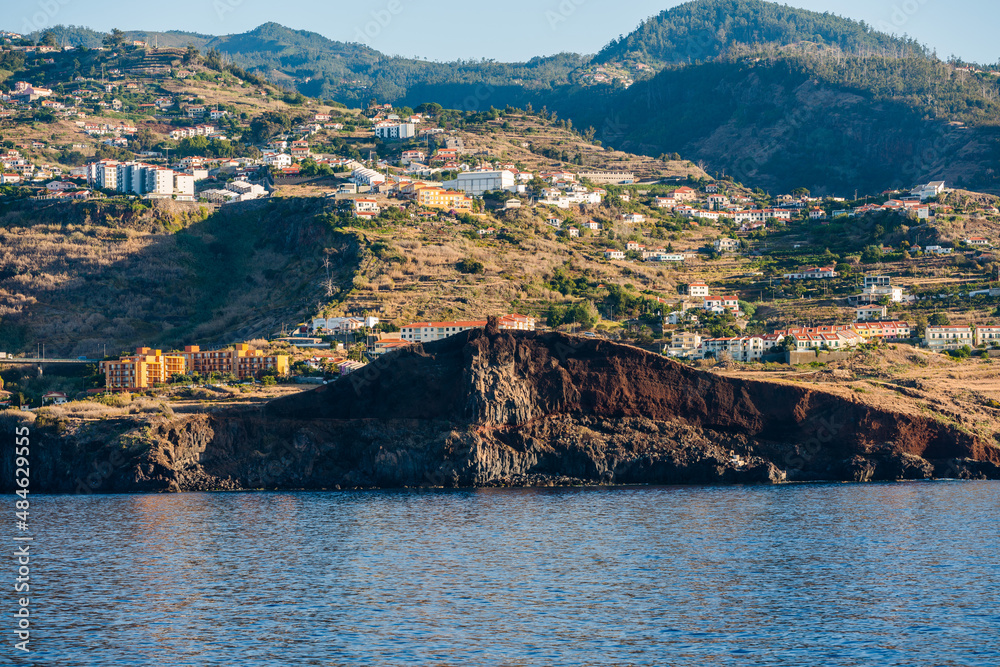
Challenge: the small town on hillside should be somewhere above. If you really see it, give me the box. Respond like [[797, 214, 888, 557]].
[[3, 33, 1000, 410]]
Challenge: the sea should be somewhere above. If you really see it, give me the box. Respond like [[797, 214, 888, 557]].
[[8, 482, 1000, 666]]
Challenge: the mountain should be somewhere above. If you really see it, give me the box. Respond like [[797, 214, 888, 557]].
[[592, 0, 927, 70]]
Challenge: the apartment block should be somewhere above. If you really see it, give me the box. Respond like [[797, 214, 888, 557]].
[[101, 348, 185, 390], [181, 344, 290, 379]]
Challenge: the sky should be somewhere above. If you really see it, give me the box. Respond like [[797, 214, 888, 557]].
[[8, 0, 1000, 65]]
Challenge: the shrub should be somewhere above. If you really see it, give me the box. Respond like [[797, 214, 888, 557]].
[[457, 258, 485, 275]]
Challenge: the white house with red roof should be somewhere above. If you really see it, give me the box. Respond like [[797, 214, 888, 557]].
[[688, 282, 710, 297], [783, 266, 838, 280]]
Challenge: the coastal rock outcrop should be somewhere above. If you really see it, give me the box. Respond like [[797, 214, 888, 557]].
[[4, 327, 999, 493]]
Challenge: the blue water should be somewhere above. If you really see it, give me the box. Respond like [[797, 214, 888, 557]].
[[6, 483, 1000, 665]]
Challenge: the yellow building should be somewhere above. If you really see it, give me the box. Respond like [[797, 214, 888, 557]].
[[101, 348, 186, 390], [415, 186, 473, 211], [181, 344, 289, 380]]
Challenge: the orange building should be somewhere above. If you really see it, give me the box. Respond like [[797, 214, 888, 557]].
[[181, 344, 289, 380], [415, 186, 473, 211], [101, 348, 186, 390]]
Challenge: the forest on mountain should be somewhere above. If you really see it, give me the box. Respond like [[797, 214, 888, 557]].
[[593, 0, 929, 68]]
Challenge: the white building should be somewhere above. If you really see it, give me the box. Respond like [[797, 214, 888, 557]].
[[263, 153, 292, 168], [911, 181, 946, 201], [352, 167, 387, 187], [373, 123, 416, 140], [714, 238, 739, 253], [925, 326, 973, 351], [784, 266, 838, 280], [688, 282, 710, 298], [856, 305, 888, 321], [443, 170, 517, 196], [400, 315, 535, 343]]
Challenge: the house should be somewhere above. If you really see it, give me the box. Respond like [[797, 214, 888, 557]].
[[400, 315, 535, 343], [185, 105, 206, 118], [924, 245, 953, 255], [965, 237, 991, 247], [687, 282, 710, 298], [975, 326, 1000, 347], [925, 326, 973, 351], [713, 238, 739, 253], [566, 227, 579, 238], [697, 334, 784, 363], [582, 220, 601, 230], [621, 213, 646, 223], [353, 198, 381, 216], [290, 140, 310, 158], [911, 181, 946, 201], [667, 331, 702, 358], [545, 217, 563, 229], [671, 186, 697, 202], [809, 208, 826, 220], [42, 391, 68, 405], [851, 321, 912, 341], [783, 266, 838, 280], [856, 305, 888, 321], [707, 195, 729, 210], [626, 242, 645, 252], [703, 295, 740, 315], [604, 250, 625, 260], [654, 197, 676, 209], [401, 150, 426, 164]]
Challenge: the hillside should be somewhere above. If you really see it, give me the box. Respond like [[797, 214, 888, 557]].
[[19, 3, 1000, 194], [561, 55, 1000, 194], [0, 198, 359, 357]]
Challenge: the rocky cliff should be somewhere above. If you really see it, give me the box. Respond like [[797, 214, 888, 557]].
[[4, 326, 1000, 493]]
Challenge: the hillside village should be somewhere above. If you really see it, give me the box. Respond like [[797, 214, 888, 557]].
[[4, 34, 1000, 409]]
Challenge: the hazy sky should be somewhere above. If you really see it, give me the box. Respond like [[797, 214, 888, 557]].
[[9, 0, 999, 64]]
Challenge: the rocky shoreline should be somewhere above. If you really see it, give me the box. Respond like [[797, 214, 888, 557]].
[[3, 325, 1000, 493]]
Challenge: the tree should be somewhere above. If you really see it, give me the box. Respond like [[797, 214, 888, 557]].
[[861, 245, 883, 264], [103, 28, 127, 50], [566, 300, 599, 330], [184, 43, 199, 65], [929, 312, 951, 326], [546, 305, 565, 328], [40, 31, 58, 47], [738, 301, 756, 319]]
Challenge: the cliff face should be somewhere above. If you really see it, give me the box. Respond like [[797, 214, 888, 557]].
[[4, 328, 1000, 493]]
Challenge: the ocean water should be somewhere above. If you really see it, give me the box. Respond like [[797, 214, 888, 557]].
[[9, 482, 1000, 666]]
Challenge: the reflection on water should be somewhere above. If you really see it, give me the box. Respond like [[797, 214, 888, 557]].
[[15, 482, 1000, 666]]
